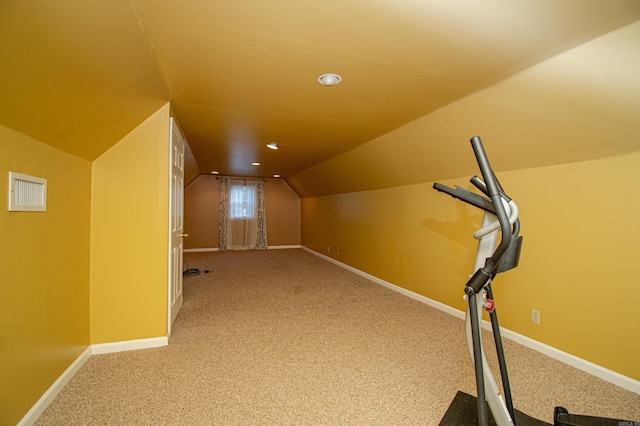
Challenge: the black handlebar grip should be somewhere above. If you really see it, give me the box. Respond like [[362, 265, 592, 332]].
[[466, 268, 492, 295]]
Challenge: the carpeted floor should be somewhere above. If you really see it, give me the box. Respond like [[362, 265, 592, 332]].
[[37, 249, 640, 425]]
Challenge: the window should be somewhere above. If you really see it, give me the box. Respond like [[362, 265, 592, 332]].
[[229, 184, 256, 219]]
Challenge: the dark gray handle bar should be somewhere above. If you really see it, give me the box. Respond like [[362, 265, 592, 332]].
[[464, 136, 513, 294]]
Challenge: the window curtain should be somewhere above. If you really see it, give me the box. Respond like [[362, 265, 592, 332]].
[[218, 177, 267, 251], [218, 177, 229, 251], [256, 180, 267, 250]]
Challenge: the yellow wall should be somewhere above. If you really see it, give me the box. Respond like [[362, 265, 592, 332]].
[[183, 175, 219, 249], [183, 175, 301, 249], [302, 142, 640, 383], [90, 103, 170, 343], [0, 125, 91, 425], [264, 179, 301, 246], [499, 154, 640, 377]]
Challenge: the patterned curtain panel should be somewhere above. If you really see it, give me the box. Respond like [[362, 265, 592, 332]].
[[256, 179, 267, 250], [218, 177, 229, 251]]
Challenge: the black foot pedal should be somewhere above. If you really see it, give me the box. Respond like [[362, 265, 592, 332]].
[[554, 406, 640, 426]]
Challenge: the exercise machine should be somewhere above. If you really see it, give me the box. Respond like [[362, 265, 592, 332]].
[[434, 135, 521, 426], [433, 136, 638, 426]]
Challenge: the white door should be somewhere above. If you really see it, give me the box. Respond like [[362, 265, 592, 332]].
[[168, 118, 185, 337]]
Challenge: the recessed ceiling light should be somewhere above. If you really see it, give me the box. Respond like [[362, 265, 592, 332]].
[[211, 171, 219, 174], [266, 142, 278, 150], [273, 174, 280, 178], [252, 162, 260, 166], [317, 73, 342, 86]]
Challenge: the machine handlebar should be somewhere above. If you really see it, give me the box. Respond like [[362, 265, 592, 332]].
[[432, 136, 521, 294], [465, 136, 514, 294]]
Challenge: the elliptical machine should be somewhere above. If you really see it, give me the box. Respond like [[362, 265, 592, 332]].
[[433, 136, 638, 426], [434, 136, 522, 426]]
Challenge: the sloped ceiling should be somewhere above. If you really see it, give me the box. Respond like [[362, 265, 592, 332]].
[[0, 0, 170, 160], [1, 0, 640, 196]]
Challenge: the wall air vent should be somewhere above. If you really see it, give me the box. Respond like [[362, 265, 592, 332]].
[[8, 172, 47, 212]]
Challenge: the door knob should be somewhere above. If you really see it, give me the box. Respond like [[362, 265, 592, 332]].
[[180, 233, 189, 238]]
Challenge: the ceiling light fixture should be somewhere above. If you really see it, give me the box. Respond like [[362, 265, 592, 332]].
[[273, 174, 280, 178], [211, 171, 219, 174], [252, 162, 260, 166], [266, 142, 278, 150], [317, 73, 342, 86]]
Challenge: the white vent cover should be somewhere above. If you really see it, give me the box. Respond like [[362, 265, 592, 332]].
[[8, 172, 47, 212]]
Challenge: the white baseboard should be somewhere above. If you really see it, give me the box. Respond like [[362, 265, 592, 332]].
[[302, 246, 640, 395], [184, 245, 301, 253], [91, 336, 168, 355], [17, 347, 92, 426], [302, 247, 466, 320], [19, 336, 169, 424], [498, 329, 640, 394], [184, 247, 218, 253]]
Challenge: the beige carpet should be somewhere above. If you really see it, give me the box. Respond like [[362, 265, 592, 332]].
[[37, 249, 640, 425]]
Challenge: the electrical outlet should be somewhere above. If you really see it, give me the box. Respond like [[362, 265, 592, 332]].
[[530, 309, 541, 325]]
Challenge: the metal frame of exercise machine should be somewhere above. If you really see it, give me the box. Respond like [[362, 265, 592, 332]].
[[434, 135, 521, 426], [433, 136, 637, 426]]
